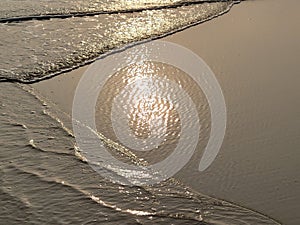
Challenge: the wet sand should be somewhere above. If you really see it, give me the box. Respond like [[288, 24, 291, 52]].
[[32, 0, 300, 224]]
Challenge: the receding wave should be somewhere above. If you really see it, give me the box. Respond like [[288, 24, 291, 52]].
[[0, 82, 280, 225], [0, 1, 238, 83], [0, 0, 236, 22]]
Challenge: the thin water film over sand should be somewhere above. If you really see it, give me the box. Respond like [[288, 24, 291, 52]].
[[0, 80, 279, 224]]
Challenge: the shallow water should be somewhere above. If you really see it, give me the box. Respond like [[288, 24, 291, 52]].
[[0, 0, 299, 224], [0, 0, 237, 82], [0, 0, 235, 21], [0, 83, 280, 224]]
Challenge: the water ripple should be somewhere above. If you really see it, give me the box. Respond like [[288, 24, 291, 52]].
[[0, 2, 236, 83]]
